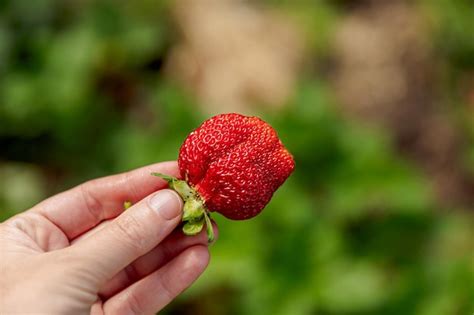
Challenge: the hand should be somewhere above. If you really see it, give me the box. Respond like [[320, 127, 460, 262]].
[[0, 161, 217, 315]]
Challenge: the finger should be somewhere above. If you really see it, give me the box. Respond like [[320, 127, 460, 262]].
[[69, 189, 183, 284], [103, 245, 210, 315], [33, 161, 179, 239], [70, 220, 113, 244], [99, 222, 218, 299], [91, 300, 103, 315]]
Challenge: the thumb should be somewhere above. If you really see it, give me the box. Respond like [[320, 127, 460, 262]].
[[70, 189, 183, 285]]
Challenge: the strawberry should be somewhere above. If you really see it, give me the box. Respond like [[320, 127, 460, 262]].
[[153, 113, 294, 242]]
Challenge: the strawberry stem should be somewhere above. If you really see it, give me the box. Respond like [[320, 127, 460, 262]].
[[182, 217, 205, 235], [203, 210, 214, 243], [183, 198, 204, 222], [151, 172, 214, 243], [151, 172, 194, 201]]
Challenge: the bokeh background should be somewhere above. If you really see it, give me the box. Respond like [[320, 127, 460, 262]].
[[1, 0, 473, 314]]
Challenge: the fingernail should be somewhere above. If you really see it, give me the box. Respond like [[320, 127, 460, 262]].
[[148, 190, 182, 220]]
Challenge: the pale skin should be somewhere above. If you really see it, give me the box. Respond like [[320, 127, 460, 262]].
[[0, 161, 218, 315]]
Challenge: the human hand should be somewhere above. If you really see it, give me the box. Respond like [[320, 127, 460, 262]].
[[0, 161, 218, 315]]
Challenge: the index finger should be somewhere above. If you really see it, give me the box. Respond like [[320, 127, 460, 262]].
[[32, 161, 180, 239]]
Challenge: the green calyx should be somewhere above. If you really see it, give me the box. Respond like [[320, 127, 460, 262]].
[[151, 173, 214, 243]]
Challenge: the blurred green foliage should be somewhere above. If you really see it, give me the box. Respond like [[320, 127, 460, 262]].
[[1, 1, 473, 315]]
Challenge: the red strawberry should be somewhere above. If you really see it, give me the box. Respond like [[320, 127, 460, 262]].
[[153, 113, 294, 242]]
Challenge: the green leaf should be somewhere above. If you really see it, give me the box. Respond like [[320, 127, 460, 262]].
[[183, 198, 205, 222], [182, 218, 205, 236], [204, 211, 214, 243]]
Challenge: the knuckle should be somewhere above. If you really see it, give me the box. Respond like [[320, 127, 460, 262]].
[[123, 171, 141, 203], [163, 285, 177, 302], [79, 182, 104, 221], [158, 273, 179, 301], [125, 290, 144, 315], [112, 214, 147, 254], [105, 290, 143, 315]]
